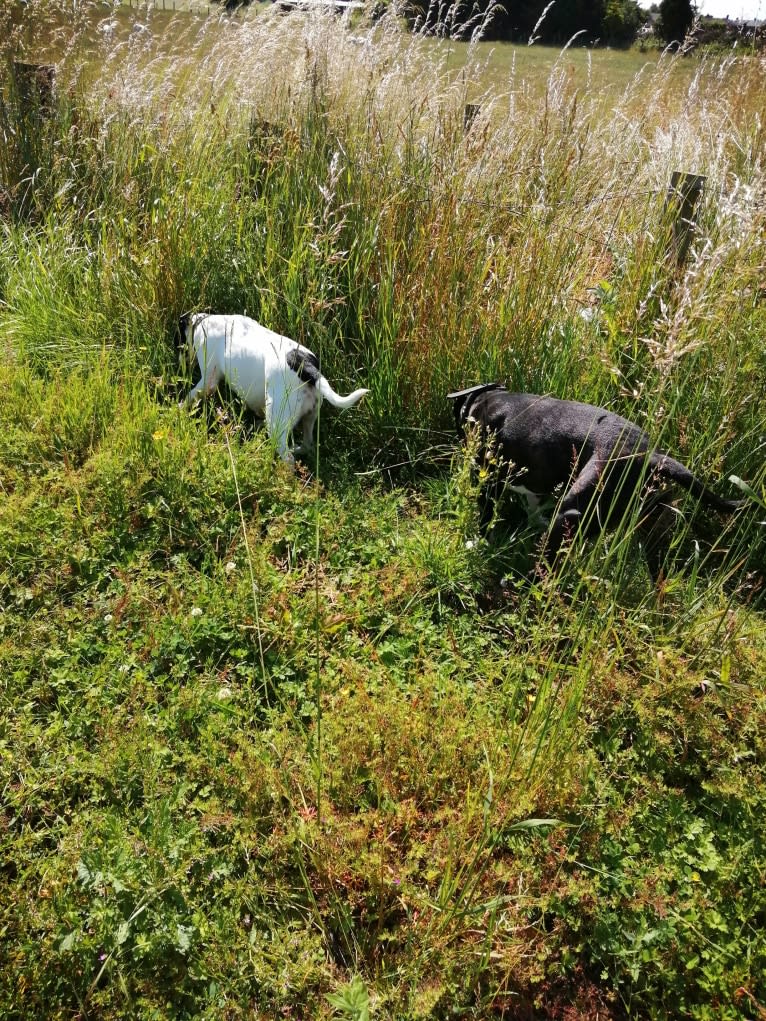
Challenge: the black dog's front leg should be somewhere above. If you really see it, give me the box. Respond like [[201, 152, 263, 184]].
[[477, 468, 528, 536], [637, 492, 677, 584], [478, 483, 497, 535], [539, 508, 582, 565], [473, 440, 505, 535]]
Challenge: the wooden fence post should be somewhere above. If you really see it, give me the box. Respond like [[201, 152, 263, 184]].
[[12, 62, 56, 113], [665, 170, 705, 267], [463, 103, 480, 135]]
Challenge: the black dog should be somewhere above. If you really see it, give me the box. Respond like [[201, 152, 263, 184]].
[[448, 383, 742, 580]]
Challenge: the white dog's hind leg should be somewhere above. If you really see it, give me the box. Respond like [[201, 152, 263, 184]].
[[265, 391, 299, 464], [297, 407, 318, 451]]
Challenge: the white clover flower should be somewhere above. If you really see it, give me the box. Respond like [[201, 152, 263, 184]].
[[103, 613, 113, 624], [225, 562, 236, 574], [190, 607, 203, 618]]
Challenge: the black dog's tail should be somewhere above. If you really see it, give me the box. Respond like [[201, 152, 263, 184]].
[[653, 452, 744, 513]]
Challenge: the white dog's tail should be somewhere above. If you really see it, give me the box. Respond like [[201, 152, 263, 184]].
[[317, 377, 370, 409]]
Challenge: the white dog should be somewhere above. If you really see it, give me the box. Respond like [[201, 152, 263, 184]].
[[179, 313, 369, 463]]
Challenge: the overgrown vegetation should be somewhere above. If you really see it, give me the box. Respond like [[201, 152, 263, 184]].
[[1, 3, 766, 1018]]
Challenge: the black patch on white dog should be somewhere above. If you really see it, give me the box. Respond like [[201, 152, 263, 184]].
[[286, 347, 321, 387], [178, 312, 201, 386]]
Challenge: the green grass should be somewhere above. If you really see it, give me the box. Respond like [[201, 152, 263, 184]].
[[1, 2, 766, 1018]]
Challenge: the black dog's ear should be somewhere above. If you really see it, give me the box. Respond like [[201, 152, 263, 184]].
[[447, 383, 505, 430], [446, 382, 504, 401]]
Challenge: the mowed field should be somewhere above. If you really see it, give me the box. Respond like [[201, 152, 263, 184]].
[[2, 2, 766, 1019], [12, 0, 704, 98]]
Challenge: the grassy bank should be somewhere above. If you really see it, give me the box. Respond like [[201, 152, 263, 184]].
[[1, 3, 766, 1018]]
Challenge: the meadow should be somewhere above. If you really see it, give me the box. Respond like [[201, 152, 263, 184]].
[[1, 1, 766, 1018]]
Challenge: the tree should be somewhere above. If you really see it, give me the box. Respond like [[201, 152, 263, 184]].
[[603, 0, 643, 45], [537, 0, 605, 43], [656, 0, 695, 45], [405, 0, 645, 45]]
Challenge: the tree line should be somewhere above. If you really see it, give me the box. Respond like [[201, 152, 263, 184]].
[[407, 0, 696, 48]]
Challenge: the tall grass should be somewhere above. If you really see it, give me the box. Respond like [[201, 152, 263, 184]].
[[1, 2, 766, 1017], [3, 3, 765, 441]]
